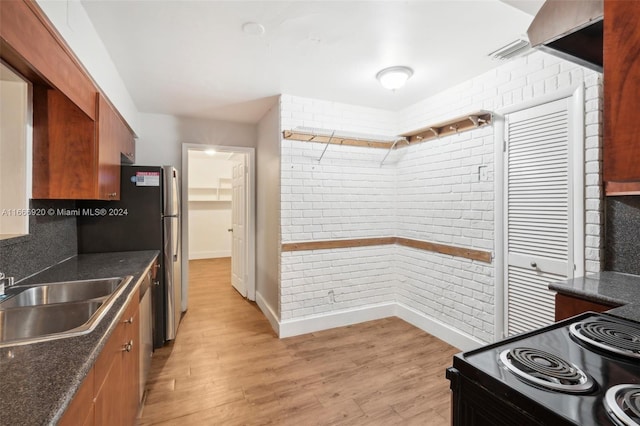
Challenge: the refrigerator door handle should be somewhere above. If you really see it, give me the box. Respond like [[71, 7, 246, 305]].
[[173, 219, 179, 262]]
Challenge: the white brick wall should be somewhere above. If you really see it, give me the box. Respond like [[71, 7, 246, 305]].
[[280, 247, 396, 321], [280, 95, 398, 321], [278, 51, 604, 343]]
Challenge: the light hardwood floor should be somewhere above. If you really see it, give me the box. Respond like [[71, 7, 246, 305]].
[[139, 258, 459, 425]]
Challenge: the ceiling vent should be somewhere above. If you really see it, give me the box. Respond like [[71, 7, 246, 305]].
[[488, 39, 531, 61]]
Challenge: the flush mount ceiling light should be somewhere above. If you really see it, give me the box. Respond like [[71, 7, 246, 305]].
[[376, 66, 414, 91], [242, 22, 265, 37]]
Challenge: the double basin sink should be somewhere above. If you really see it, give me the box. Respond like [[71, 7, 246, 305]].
[[0, 276, 132, 347]]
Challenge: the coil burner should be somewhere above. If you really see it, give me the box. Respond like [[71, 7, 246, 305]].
[[570, 318, 640, 359], [605, 384, 640, 426], [499, 347, 595, 393]]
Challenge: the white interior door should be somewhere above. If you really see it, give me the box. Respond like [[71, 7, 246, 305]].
[[231, 158, 246, 297], [504, 97, 577, 336]]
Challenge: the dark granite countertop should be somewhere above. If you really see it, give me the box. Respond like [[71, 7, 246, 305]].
[[549, 270, 640, 323], [0, 250, 158, 426]]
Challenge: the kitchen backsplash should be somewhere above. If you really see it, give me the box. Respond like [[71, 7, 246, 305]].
[[605, 196, 640, 275], [0, 199, 77, 282]]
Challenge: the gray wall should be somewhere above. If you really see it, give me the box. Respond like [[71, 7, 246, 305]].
[[0, 200, 77, 282], [256, 101, 281, 319], [135, 112, 257, 171]]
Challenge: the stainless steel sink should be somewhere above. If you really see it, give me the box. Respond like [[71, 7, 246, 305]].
[[0, 278, 123, 309], [0, 300, 103, 342], [0, 275, 133, 347]]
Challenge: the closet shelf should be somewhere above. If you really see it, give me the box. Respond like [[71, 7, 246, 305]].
[[282, 110, 493, 151], [401, 111, 493, 143], [282, 130, 395, 149]]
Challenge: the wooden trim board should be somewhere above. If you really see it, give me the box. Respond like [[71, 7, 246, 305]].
[[281, 236, 492, 263], [395, 237, 492, 263], [281, 237, 396, 252]]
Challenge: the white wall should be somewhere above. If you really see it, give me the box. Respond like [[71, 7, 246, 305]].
[[136, 113, 256, 170], [392, 52, 602, 343], [256, 101, 282, 327], [279, 95, 399, 323], [37, 0, 140, 134], [139, 112, 257, 311], [277, 51, 603, 346], [187, 154, 234, 259]]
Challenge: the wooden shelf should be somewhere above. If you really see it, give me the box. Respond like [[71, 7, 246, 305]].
[[282, 111, 493, 153], [282, 130, 395, 149], [401, 111, 492, 144]]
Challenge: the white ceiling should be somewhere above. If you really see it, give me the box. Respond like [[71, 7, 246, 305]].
[[81, 0, 542, 124]]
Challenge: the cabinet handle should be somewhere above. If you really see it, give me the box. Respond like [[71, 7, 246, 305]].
[[122, 340, 133, 352], [123, 316, 134, 324]]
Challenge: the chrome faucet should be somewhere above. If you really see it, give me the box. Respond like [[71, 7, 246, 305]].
[[0, 272, 15, 295]]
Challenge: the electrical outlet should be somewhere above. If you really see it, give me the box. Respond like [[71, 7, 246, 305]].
[[478, 165, 488, 181]]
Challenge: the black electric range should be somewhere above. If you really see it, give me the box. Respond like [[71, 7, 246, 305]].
[[447, 312, 640, 426]]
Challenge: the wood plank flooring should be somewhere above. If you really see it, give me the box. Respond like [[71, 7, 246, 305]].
[[139, 258, 459, 425]]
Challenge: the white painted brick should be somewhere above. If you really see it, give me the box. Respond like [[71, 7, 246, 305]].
[[279, 51, 603, 344]]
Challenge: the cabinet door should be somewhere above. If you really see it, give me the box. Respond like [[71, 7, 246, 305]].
[[59, 368, 95, 426], [97, 95, 124, 200], [0, 0, 97, 119], [94, 292, 140, 425], [123, 308, 141, 422], [94, 351, 125, 426], [32, 88, 99, 199], [604, 0, 640, 194], [555, 293, 618, 321]]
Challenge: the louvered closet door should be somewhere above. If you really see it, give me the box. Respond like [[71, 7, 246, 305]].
[[505, 97, 574, 336]]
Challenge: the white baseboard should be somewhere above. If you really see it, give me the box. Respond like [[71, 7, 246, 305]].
[[271, 301, 485, 351], [394, 302, 485, 351], [278, 303, 396, 338], [256, 292, 279, 335], [189, 250, 231, 260]]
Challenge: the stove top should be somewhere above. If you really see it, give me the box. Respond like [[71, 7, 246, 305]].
[[605, 384, 640, 426], [499, 347, 595, 393], [570, 317, 640, 359], [451, 313, 640, 426]]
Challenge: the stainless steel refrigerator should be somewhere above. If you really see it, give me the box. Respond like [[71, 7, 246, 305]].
[[77, 165, 182, 347]]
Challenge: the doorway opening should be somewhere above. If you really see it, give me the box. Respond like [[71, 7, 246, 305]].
[[181, 144, 256, 310]]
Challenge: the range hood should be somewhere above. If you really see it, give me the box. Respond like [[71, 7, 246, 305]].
[[527, 0, 603, 72]]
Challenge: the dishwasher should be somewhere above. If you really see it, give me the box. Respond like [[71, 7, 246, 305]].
[[139, 269, 153, 403]]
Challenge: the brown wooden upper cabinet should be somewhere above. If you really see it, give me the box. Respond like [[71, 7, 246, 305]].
[[1, 0, 135, 200], [603, 0, 640, 196], [32, 91, 134, 200]]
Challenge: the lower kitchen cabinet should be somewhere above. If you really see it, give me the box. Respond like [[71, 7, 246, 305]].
[[554, 293, 619, 321], [60, 289, 140, 425], [58, 369, 95, 426]]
